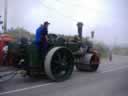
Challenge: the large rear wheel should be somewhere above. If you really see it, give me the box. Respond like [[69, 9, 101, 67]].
[[44, 47, 74, 82]]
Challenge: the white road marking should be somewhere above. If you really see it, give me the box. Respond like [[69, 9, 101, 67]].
[[102, 65, 128, 73], [1, 65, 128, 95], [0, 83, 54, 95], [100, 64, 126, 71]]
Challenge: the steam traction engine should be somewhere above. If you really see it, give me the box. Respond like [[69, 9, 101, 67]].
[[8, 22, 100, 82]]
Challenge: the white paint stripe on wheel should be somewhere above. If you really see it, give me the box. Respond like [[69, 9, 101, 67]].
[[0, 83, 54, 95], [44, 47, 61, 80]]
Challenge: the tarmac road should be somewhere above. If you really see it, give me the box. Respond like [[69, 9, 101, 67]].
[[0, 55, 128, 96]]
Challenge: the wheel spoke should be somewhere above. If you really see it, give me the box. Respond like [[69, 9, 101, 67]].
[[53, 60, 61, 65], [56, 53, 62, 62]]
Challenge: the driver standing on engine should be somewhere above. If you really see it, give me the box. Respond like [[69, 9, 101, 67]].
[[35, 21, 50, 59]]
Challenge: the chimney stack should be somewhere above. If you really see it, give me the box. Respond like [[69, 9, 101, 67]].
[[77, 22, 83, 40]]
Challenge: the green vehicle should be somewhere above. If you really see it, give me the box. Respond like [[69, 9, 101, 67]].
[[8, 23, 100, 82], [8, 34, 100, 82]]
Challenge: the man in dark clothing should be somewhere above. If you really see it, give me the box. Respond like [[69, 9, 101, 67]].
[[35, 21, 50, 59]]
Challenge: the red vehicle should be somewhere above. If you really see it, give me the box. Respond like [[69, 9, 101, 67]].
[[0, 34, 14, 65]]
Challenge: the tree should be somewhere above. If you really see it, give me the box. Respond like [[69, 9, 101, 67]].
[[6, 27, 34, 40]]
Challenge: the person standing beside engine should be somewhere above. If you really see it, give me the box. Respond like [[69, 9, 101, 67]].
[[35, 21, 50, 59]]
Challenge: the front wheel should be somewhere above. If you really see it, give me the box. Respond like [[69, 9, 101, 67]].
[[76, 53, 100, 72], [89, 54, 100, 72]]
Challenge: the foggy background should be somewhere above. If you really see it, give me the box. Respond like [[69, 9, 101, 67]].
[[0, 0, 128, 46]]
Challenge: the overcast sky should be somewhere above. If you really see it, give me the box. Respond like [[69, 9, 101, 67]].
[[0, 0, 128, 46]]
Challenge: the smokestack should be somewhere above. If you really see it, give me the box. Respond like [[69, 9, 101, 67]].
[[91, 31, 95, 39], [77, 22, 83, 40]]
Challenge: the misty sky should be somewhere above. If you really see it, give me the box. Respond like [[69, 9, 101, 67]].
[[0, 0, 128, 46]]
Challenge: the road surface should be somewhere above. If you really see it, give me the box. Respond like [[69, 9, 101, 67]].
[[0, 55, 128, 96]]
